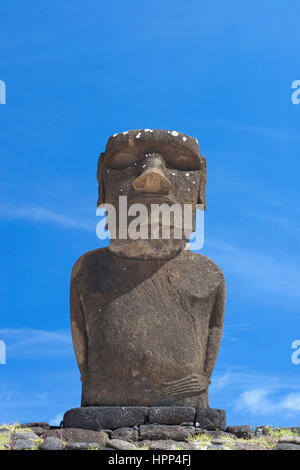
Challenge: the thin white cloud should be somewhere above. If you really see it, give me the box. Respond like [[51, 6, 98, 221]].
[[0, 202, 93, 231], [200, 119, 300, 143], [0, 328, 73, 359], [235, 388, 300, 415], [205, 239, 300, 302], [211, 368, 300, 423]]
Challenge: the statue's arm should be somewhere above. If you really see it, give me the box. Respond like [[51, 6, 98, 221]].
[[70, 279, 88, 383], [204, 278, 226, 377]]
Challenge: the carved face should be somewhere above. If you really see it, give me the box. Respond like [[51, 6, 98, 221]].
[[97, 129, 206, 259]]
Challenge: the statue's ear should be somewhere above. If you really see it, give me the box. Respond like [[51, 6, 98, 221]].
[[198, 156, 207, 209], [97, 152, 105, 207]]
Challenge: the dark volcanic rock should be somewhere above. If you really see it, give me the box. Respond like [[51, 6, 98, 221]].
[[14, 431, 40, 440], [139, 424, 194, 441], [278, 435, 300, 445], [25, 427, 45, 436], [63, 406, 148, 430], [39, 437, 63, 450], [233, 441, 267, 451], [20, 422, 50, 429], [106, 439, 137, 450], [110, 427, 139, 442], [276, 442, 300, 450], [149, 406, 196, 425], [14, 439, 37, 450], [227, 425, 253, 439], [64, 442, 102, 450], [195, 408, 226, 431], [43, 427, 107, 446]]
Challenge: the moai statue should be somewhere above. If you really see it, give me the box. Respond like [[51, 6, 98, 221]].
[[70, 129, 225, 408]]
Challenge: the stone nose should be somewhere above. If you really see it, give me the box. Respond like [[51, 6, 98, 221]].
[[132, 154, 172, 194]]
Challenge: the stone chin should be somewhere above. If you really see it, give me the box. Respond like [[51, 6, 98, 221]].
[[108, 237, 187, 260]]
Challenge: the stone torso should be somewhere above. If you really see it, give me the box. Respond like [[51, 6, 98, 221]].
[[70, 249, 225, 407]]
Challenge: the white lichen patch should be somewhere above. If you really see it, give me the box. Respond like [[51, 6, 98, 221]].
[[185, 172, 190, 176], [171, 131, 179, 136], [182, 137, 187, 141], [144, 129, 153, 132], [136, 132, 141, 139]]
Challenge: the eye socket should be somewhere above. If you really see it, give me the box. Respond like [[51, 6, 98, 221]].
[[165, 161, 175, 170], [166, 155, 201, 171], [105, 152, 140, 170]]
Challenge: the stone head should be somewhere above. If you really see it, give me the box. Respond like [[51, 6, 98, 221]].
[[97, 129, 207, 259]]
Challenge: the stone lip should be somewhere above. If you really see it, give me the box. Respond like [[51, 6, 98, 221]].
[[63, 406, 226, 431]]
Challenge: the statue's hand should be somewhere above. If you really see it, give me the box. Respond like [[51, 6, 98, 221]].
[[162, 373, 211, 398]]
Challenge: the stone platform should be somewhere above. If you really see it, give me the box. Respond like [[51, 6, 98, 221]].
[[63, 406, 226, 431]]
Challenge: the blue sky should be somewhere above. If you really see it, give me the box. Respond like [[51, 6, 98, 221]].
[[1, 0, 300, 428]]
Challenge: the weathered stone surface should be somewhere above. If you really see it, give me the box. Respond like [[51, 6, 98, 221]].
[[211, 438, 234, 445], [149, 406, 196, 425], [70, 130, 226, 409], [139, 424, 194, 441], [210, 444, 225, 450], [278, 435, 300, 445], [64, 442, 102, 450], [24, 427, 45, 436], [227, 425, 253, 439], [205, 430, 237, 440], [110, 427, 139, 442], [276, 442, 300, 450], [20, 422, 50, 429], [14, 431, 40, 440], [14, 439, 37, 450], [233, 441, 267, 451], [195, 408, 226, 431], [147, 440, 182, 450], [39, 437, 63, 450], [138, 439, 198, 450], [43, 427, 107, 445], [63, 407, 148, 430], [106, 439, 137, 450]]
